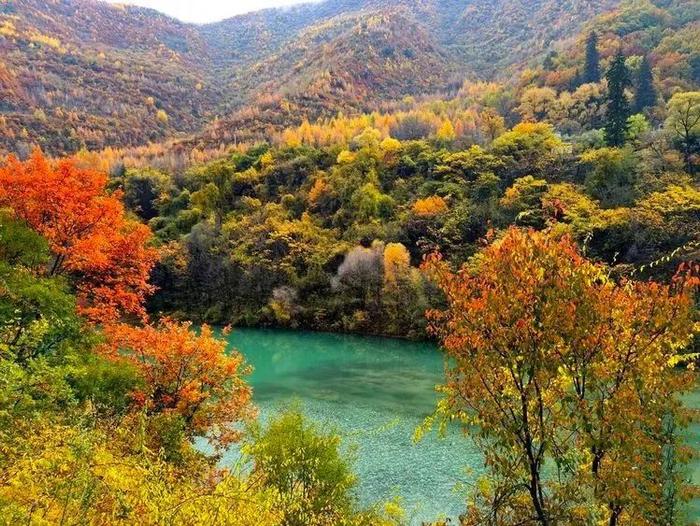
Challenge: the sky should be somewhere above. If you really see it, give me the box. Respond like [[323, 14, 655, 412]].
[[104, 0, 314, 24]]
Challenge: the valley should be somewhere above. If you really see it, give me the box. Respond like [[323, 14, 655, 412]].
[[0, 0, 698, 524]]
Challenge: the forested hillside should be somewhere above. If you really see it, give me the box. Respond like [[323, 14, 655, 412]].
[[0, 0, 220, 154], [528, 0, 699, 98], [142, 105, 699, 337], [67, 0, 695, 340], [1, 0, 623, 155], [3, 0, 696, 337], [201, 0, 620, 85]]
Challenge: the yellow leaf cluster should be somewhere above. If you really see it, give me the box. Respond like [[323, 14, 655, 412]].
[[156, 109, 169, 124], [0, 19, 17, 38], [308, 177, 328, 205], [28, 30, 63, 51], [0, 420, 281, 526], [412, 195, 448, 217], [383, 242, 410, 284]]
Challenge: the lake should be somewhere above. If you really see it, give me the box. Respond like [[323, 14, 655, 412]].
[[221, 328, 699, 525]]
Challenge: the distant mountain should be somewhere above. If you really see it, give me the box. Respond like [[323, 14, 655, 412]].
[[203, 0, 620, 82], [0, 0, 222, 155], [193, 8, 458, 148], [0, 0, 622, 156]]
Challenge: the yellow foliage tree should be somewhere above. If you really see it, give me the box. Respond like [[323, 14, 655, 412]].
[[0, 419, 281, 526], [412, 196, 448, 217], [156, 109, 169, 124], [424, 227, 698, 525], [383, 242, 410, 285], [308, 177, 329, 206], [436, 120, 456, 142]]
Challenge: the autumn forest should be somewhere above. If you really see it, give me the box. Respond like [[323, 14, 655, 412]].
[[0, 0, 699, 524]]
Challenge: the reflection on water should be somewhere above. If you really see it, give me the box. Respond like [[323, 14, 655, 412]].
[[219, 328, 699, 524], [222, 328, 480, 524]]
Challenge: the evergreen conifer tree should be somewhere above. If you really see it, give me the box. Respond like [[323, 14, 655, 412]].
[[634, 55, 657, 112], [543, 51, 557, 71], [583, 31, 601, 83], [605, 51, 631, 146], [570, 68, 582, 91]]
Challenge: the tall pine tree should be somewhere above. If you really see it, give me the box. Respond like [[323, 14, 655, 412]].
[[634, 56, 657, 113], [583, 31, 601, 83], [605, 51, 631, 146]]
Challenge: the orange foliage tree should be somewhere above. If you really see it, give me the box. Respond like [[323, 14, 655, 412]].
[[0, 150, 158, 323], [412, 196, 448, 217], [101, 320, 255, 448], [423, 227, 698, 525]]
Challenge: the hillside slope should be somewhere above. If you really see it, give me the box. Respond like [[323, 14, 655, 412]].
[[193, 0, 621, 148], [204, 0, 620, 83], [0, 0, 621, 156], [193, 8, 456, 148], [0, 0, 224, 155], [529, 0, 700, 96]]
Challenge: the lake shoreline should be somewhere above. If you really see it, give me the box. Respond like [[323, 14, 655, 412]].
[[177, 313, 438, 344]]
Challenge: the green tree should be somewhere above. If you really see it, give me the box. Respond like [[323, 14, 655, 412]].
[[583, 31, 601, 83], [244, 407, 399, 526], [580, 147, 637, 207], [665, 91, 700, 174], [604, 52, 631, 147], [0, 215, 81, 364], [542, 50, 557, 71], [625, 113, 651, 144], [499, 176, 548, 227], [491, 123, 566, 182], [634, 55, 657, 113], [119, 168, 173, 221], [569, 68, 582, 91]]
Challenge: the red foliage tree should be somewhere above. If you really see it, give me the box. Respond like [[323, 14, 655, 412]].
[[101, 320, 255, 447], [0, 150, 158, 323]]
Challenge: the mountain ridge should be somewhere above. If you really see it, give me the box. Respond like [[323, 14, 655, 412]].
[[1, 0, 622, 156]]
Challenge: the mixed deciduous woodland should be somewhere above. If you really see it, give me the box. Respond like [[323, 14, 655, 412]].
[[0, 0, 699, 524]]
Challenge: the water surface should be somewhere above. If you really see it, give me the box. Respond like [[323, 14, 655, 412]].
[[223, 328, 480, 525]]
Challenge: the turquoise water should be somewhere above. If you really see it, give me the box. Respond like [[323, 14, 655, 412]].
[[220, 328, 700, 525], [685, 389, 700, 524], [222, 328, 480, 525]]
